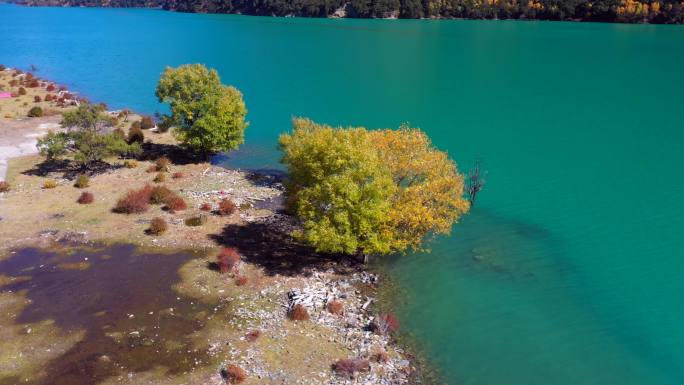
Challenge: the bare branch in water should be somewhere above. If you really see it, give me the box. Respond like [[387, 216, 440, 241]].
[[466, 160, 486, 206]]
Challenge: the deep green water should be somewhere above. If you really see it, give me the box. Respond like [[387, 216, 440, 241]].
[[2, 4, 684, 384]]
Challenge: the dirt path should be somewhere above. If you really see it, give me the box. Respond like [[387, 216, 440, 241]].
[[0, 116, 61, 179]]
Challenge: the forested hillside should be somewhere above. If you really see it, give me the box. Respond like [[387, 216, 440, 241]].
[[13, 0, 684, 22]]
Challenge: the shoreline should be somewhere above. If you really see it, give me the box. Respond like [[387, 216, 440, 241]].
[[0, 68, 427, 384]]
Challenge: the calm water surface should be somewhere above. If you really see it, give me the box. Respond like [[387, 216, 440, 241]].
[[1, 4, 684, 384]]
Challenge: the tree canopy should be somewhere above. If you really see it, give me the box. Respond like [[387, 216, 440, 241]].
[[156, 64, 248, 156], [279, 118, 469, 258]]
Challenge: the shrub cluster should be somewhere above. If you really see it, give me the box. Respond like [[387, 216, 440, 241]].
[[288, 304, 309, 321], [27, 106, 43, 118], [217, 247, 241, 273], [74, 174, 90, 188], [326, 300, 344, 315], [43, 179, 57, 189], [218, 198, 237, 216], [148, 217, 168, 235], [114, 185, 152, 214], [223, 364, 246, 384], [0, 181, 10, 193], [332, 358, 371, 379], [77, 191, 94, 204]]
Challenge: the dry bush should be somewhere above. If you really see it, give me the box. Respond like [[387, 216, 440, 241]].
[[148, 217, 168, 235], [199, 202, 212, 211], [235, 275, 248, 286], [332, 358, 371, 379], [288, 304, 309, 321], [155, 157, 171, 172], [217, 247, 241, 274], [46, 84, 55, 92], [165, 196, 187, 212], [0, 181, 9, 193], [74, 174, 89, 188], [149, 185, 173, 205], [124, 160, 138, 168], [27, 79, 39, 88], [131, 120, 141, 130], [34, 95, 42, 103], [218, 198, 237, 216], [153, 172, 166, 183], [77, 191, 94, 204], [326, 300, 344, 315], [245, 330, 261, 342], [171, 172, 184, 179], [128, 125, 144, 144], [42, 179, 57, 189], [371, 348, 389, 363], [44, 94, 54, 102], [27, 106, 43, 117], [140, 115, 155, 129], [18, 87, 26, 95], [223, 364, 246, 384], [184, 215, 207, 226], [114, 185, 152, 214]]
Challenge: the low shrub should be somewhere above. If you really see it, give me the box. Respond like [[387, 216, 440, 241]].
[[332, 358, 371, 379], [124, 160, 138, 168], [130, 120, 141, 130], [223, 364, 246, 384], [371, 348, 389, 363], [326, 300, 344, 315], [27, 106, 43, 117], [140, 115, 155, 129], [74, 174, 90, 188], [128, 125, 144, 144], [42, 179, 57, 189], [148, 217, 168, 235], [171, 172, 184, 179], [288, 304, 309, 321], [245, 330, 261, 342], [235, 275, 248, 286], [77, 191, 94, 204], [155, 156, 170, 172], [44, 94, 54, 102], [0, 181, 10, 192], [46, 84, 55, 92], [199, 202, 212, 211], [184, 214, 206, 226], [34, 95, 42, 103], [218, 198, 237, 216], [112, 127, 126, 139], [165, 196, 187, 213], [370, 313, 400, 335], [150, 185, 173, 205], [27, 79, 39, 88], [9, 79, 18, 87], [114, 185, 152, 214], [217, 247, 241, 274], [18, 87, 26, 95], [153, 172, 166, 183]]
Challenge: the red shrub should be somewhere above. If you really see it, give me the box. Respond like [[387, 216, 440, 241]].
[[114, 185, 152, 214], [27, 79, 39, 88], [245, 330, 261, 342], [218, 198, 237, 216], [326, 300, 344, 315], [77, 191, 94, 204], [199, 202, 212, 212], [223, 364, 246, 384], [332, 358, 370, 379], [371, 313, 400, 335], [171, 172, 184, 179], [165, 196, 187, 213], [0, 181, 10, 193], [288, 304, 309, 321], [235, 275, 248, 286], [34, 95, 42, 103], [46, 84, 55, 92], [44, 94, 54, 102], [217, 247, 241, 274], [149, 185, 173, 205]]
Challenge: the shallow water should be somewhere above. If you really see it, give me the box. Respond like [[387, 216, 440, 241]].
[[0, 244, 223, 385], [1, 4, 684, 384]]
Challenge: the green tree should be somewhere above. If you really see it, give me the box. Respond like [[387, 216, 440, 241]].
[[280, 118, 470, 259], [279, 118, 396, 257], [156, 64, 248, 157]]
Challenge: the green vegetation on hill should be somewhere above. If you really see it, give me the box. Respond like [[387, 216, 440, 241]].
[[13, 0, 684, 23]]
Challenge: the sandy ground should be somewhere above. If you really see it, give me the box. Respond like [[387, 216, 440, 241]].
[[0, 116, 62, 179]]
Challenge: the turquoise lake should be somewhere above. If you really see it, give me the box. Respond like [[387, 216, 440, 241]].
[[1, 4, 684, 384]]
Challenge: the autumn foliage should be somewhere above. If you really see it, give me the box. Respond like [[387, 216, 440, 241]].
[[114, 186, 152, 213], [217, 247, 241, 273]]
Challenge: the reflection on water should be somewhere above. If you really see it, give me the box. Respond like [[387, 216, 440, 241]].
[[0, 244, 227, 385]]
